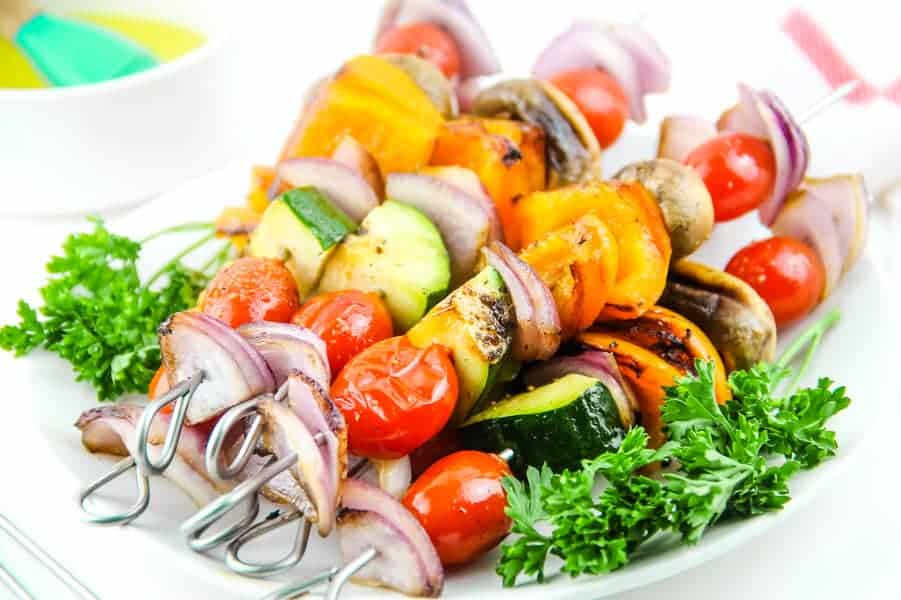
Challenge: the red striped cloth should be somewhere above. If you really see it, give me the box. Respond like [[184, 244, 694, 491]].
[[782, 8, 900, 105]]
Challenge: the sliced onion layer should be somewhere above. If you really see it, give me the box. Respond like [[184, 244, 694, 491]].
[[258, 375, 344, 537], [159, 312, 274, 425], [276, 158, 379, 223], [657, 115, 717, 162], [771, 174, 868, 296], [717, 84, 810, 225], [375, 0, 500, 80], [523, 351, 638, 428], [76, 404, 225, 506], [338, 478, 443, 597], [423, 166, 500, 243], [482, 242, 561, 361], [387, 171, 498, 284], [533, 21, 671, 123], [237, 321, 330, 389], [331, 136, 385, 199]]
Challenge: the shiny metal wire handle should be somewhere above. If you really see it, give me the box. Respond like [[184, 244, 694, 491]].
[[77, 457, 150, 526], [0, 515, 100, 600], [181, 452, 298, 543], [135, 371, 204, 475], [222, 457, 370, 577], [205, 395, 269, 481], [225, 510, 312, 577], [260, 547, 378, 600]]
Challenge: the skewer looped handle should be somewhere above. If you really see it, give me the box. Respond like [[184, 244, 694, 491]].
[[135, 371, 204, 475], [181, 452, 297, 540], [186, 493, 261, 553], [76, 457, 150, 526], [226, 510, 312, 577], [205, 396, 267, 481], [259, 547, 378, 600], [325, 547, 378, 600]]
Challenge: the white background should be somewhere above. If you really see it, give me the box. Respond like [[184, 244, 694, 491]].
[[1, 1, 900, 598]]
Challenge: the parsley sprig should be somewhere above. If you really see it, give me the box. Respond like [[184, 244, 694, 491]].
[[498, 309, 850, 586], [0, 218, 228, 401]]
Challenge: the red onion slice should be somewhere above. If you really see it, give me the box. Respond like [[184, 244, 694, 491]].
[[425, 165, 501, 241], [276, 158, 379, 224], [657, 115, 717, 162], [771, 174, 869, 296], [387, 171, 498, 284], [533, 21, 670, 123], [604, 23, 671, 96], [483, 242, 561, 361], [76, 405, 226, 506], [259, 381, 341, 537], [523, 351, 637, 428], [338, 478, 443, 597], [375, 0, 500, 80], [160, 312, 275, 425], [283, 372, 347, 534], [237, 321, 330, 389], [717, 84, 810, 225], [331, 136, 385, 200]]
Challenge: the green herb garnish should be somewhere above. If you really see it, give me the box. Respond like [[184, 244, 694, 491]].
[[0, 218, 228, 401], [498, 309, 849, 586]]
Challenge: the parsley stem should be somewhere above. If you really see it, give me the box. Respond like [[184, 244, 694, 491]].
[[775, 308, 841, 393], [200, 241, 232, 275], [139, 222, 214, 245], [144, 232, 216, 288]]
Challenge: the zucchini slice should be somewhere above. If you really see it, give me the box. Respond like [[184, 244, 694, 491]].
[[318, 201, 451, 331], [460, 374, 628, 473], [249, 187, 356, 298], [408, 266, 516, 423]]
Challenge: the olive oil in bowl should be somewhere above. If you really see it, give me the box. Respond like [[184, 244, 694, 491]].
[[0, 12, 204, 88]]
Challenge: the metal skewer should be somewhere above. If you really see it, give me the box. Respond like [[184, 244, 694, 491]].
[[223, 458, 369, 577], [263, 449, 516, 599], [75, 371, 206, 526], [76, 369, 271, 527], [134, 371, 204, 475], [77, 456, 150, 526]]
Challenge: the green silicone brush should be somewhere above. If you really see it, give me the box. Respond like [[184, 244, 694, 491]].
[[0, 0, 159, 87]]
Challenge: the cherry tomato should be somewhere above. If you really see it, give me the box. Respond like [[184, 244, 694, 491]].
[[149, 364, 179, 416], [375, 22, 461, 79], [549, 69, 629, 149], [725, 236, 825, 327], [684, 132, 776, 222], [292, 290, 393, 377], [200, 257, 300, 328], [403, 450, 512, 567], [330, 336, 458, 459]]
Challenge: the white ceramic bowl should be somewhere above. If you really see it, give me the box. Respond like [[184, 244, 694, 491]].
[[0, 0, 239, 217]]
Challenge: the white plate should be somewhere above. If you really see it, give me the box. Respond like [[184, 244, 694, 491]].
[[11, 148, 894, 599]]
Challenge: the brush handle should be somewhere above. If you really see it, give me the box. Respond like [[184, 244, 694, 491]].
[[0, 0, 38, 40]]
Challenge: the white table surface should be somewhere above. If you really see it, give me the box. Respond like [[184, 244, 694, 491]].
[[2, 1, 900, 598]]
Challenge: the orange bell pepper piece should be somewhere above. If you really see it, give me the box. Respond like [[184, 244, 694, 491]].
[[579, 332, 682, 450], [430, 118, 546, 249], [280, 55, 443, 176], [516, 181, 671, 320], [519, 214, 618, 337]]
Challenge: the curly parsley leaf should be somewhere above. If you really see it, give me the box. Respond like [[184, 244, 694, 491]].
[[497, 311, 850, 586], [0, 219, 218, 401]]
